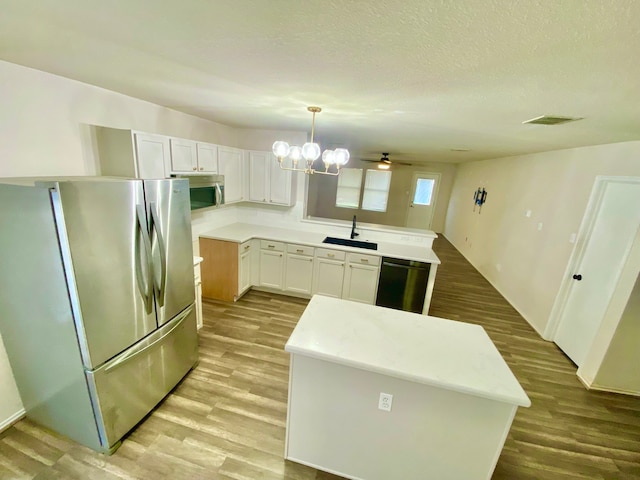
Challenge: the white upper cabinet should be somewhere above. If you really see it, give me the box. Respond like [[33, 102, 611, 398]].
[[96, 127, 169, 179], [249, 151, 269, 202], [218, 146, 245, 204], [169, 139, 218, 174], [248, 151, 296, 206], [196, 143, 218, 173], [169, 138, 198, 173]]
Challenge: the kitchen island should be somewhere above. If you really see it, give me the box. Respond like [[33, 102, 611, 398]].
[[199, 223, 440, 313], [284, 296, 531, 480]]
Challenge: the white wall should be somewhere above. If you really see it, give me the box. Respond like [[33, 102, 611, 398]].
[[444, 141, 640, 337], [0, 60, 303, 430]]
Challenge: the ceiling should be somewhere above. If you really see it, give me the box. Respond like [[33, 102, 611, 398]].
[[1, 0, 639, 164]]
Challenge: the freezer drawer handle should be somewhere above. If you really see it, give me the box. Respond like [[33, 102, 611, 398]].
[[135, 204, 154, 314], [105, 305, 193, 373], [149, 203, 167, 306]]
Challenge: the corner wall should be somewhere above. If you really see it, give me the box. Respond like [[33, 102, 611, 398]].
[[443, 141, 640, 336]]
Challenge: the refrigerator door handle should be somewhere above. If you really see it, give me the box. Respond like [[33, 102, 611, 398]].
[[149, 202, 167, 306], [135, 204, 154, 314], [104, 305, 193, 373]]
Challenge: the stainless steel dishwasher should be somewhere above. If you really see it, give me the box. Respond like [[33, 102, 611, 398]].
[[375, 257, 430, 313]]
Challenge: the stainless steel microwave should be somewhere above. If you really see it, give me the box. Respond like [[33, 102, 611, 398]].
[[171, 174, 224, 210]]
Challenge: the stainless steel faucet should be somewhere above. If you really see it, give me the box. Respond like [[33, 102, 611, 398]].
[[350, 215, 359, 239]]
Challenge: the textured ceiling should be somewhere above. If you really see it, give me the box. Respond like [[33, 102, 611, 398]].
[[1, 0, 639, 163]]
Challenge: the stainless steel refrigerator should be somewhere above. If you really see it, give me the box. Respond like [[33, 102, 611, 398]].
[[0, 177, 198, 453]]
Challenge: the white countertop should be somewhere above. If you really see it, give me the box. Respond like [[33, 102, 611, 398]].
[[200, 223, 440, 264], [193, 256, 203, 266], [285, 295, 531, 407]]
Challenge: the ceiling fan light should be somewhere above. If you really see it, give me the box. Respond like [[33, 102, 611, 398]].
[[302, 142, 321, 161], [377, 163, 390, 170], [289, 145, 303, 161], [272, 141, 290, 158], [334, 148, 350, 165]]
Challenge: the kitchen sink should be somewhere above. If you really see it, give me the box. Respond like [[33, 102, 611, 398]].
[[322, 236, 378, 250]]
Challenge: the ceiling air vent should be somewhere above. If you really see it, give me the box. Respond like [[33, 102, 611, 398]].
[[522, 115, 583, 125]]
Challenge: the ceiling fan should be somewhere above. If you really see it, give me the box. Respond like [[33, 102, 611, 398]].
[[361, 152, 413, 167]]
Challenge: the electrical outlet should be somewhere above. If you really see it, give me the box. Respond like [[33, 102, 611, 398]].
[[378, 392, 393, 412]]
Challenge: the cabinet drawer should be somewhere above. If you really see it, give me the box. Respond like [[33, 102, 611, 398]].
[[287, 244, 314, 256], [260, 240, 285, 252], [239, 240, 252, 253], [346, 252, 381, 266], [316, 248, 346, 261]]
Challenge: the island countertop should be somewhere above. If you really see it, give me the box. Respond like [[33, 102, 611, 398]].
[[199, 223, 440, 264], [285, 295, 531, 407]]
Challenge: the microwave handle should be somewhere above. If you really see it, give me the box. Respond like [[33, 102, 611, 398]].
[[215, 183, 222, 208]]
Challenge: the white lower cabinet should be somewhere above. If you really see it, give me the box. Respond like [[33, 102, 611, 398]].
[[285, 244, 315, 295], [312, 248, 346, 299], [259, 240, 285, 289], [238, 240, 252, 295], [342, 253, 381, 304]]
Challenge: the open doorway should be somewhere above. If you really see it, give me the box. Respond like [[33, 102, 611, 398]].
[[405, 172, 440, 230]]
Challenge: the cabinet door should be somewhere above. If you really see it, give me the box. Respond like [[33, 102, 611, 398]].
[[312, 258, 345, 299], [239, 243, 252, 294], [259, 250, 284, 289], [218, 146, 244, 203], [196, 143, 218, 173], [248, 151, 269, 202], [285, 254, 314, 294], [169, 138, 198, 173], [270, 155, 294, 205], [134, 133, 170, 179], [343, 263, 379, 304]]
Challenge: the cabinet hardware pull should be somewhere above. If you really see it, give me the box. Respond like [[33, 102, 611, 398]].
[[244, 245, 250, 250], [361, 259, 369, 262], [327, 253, 335, 258], [199, 167, 204, 171], [192, 167, 197, 171], [268, 245, 275, 248], [296, 249, 303, 253]]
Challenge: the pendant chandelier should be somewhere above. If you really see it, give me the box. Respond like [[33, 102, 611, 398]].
[[272, 106, 349, 176]]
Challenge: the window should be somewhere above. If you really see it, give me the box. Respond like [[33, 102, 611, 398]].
[[335, 168, 363, 208], [413, 178, 435, 205], [362, 170, 392, 212]]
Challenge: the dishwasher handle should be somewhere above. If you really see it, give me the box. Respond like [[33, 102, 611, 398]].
[[382, 261, 429, 271]]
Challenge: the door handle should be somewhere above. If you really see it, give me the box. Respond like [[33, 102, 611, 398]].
[[135, 204, 153, 314], [572, 274, 582, 281], [149, 203, 167, 306]]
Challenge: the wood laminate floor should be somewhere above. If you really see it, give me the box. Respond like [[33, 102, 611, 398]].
[[1, 236, 639, 479]]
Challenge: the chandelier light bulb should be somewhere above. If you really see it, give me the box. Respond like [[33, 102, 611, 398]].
[[289, 145, 303, 161], [322, 149, 336, 165], [272, 141, 290, 158], [333, 148, 350, 166], [302, 142, 321, 161]]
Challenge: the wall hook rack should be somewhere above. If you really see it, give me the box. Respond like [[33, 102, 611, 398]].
[[473, 187, 487, 213]]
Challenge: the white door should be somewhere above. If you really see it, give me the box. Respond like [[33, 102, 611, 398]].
[[259, 250, 284, 289], [169, 138, 197, 173], [249, 152, 269, 202], [343, 263, 379, 304], [134, 133, 170, 179], [285, 254, 314, 294], [218, 146, 244, 203], [270, 155, 293, 205], [196, 143, 218, 173], [312, 258, 345, 298], [406, 173, 440, 230], [554, 179, 640, 367]]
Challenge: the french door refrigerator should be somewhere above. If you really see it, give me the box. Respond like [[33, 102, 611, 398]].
[[0, 177, 198, 453]]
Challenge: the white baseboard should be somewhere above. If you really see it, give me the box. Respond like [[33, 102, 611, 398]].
[[0, 408, 25, 433], [577, 372, 640, 397]]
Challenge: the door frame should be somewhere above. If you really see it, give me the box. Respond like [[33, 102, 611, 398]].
[[405, 172, 441, 230], [544, 175, 640, 341]]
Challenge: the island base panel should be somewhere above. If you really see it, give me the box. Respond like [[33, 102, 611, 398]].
[[285, 354, 518, 480]]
